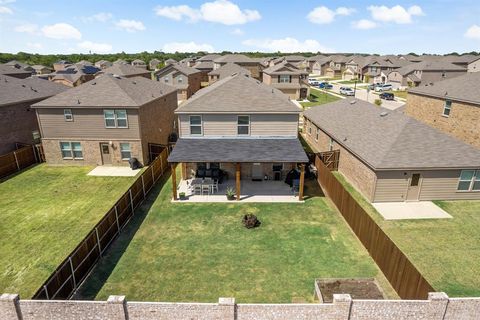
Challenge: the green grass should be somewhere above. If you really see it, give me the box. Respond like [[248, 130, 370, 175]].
[[300, 88, 340, 109], [77, 173, 397, 303], [0, 164, 138, 298], [336, 80, 363, 85], [333, 172, 480, 297]]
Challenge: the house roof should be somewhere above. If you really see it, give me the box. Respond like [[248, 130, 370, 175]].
[[262, 61, 307, 75], [283, 55, 306, 62], [197, 54, 221, 61], [32, 74, 177, 108], [393, 60, 466, 76], [214, 54, 255, 64], [102, 64, 151, 77], [307, 55, 327, 62], [131, 59, 146, 64], [176, 73, 301, 114], [155, 63, 201, 76], [193, 61, 214, 70], [208, 63, 251, 78], [303, 99, 480, 170], [0, 64, 32, 76], [0, 75, 68, 106], [168, 138, 309, 163], [409, 72, 480, 105]]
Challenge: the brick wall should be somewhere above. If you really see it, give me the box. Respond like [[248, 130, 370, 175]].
[[406, 93, 480, 149], [2, 293, 480, 320]]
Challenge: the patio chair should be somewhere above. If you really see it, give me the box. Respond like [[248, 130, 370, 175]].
[[201, 184, 210, 195], [211, 180, 219, 193], [194, 184, 202, 195]]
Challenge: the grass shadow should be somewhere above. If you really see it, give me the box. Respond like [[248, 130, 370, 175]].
[[73, 170, 171, 300]]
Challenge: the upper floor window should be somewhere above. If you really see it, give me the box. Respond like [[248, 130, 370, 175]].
[[458, 170, 480, 191], [443, 100, 452, 117], [178, 75, 183, 83], [279, 75, 291, 83], [329, 138, 334, 151], [237, 115, 250, 135], [190, 115, 202, 135], [164, 76, 169, 83], [371, 66, 377, 72], [64, 109, 73, 122], [60, 141, 83, 159], [315, 128, 319, 141], [120, 143, 132, 160], [104, 109, 128, 128]]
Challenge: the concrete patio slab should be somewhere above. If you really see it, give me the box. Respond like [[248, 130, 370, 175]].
[[372, 201, 452, 220], [87, 166, 141, 177]]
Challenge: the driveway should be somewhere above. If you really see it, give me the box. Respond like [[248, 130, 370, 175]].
[[372, 201, 453, 220]]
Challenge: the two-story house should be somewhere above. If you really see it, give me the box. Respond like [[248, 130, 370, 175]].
[[32, 74, 178, 166], [100, 64, 151, 79], [154, 64, 202, 102], [406, 72, 480, 149], [262, 62, 309, 100], [208, 63, 251, 84], [95, 60, 113, 69], [324, 55, 350, 78], [167, 73, 308, 201], [213, 54, 263, 80], [131, 59, 147, 69]]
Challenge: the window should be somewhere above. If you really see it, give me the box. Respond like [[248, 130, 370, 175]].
[[189, 115, 202, 135], [104, 109, 128, 128], [178, 75, 183, 83], [64, 109, 73, 121], [120, 143, 131, 160], [272, 163, 283, 171], [164, 76, 169, 83], [410, 174, 421, 187], [237, 115, 250, 135], [458, 170, 480, 191], [60, 142, 83, 159], [308, 123, 312, 135], [315, 128, 319, 141], [329, 138, 334, 151], [279, 74, 291, 83], [443, 100, 452, 117]]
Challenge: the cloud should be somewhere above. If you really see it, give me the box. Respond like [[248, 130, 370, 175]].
[[307, 6, 355, 24], [0, 0, 16, 4], [41, 23, 82, 40], [352, 19, 377, 30], [14, 23, 39, 34], [115, 19, 145, 32], [162, 41, 214, 53], [81, 12, 113, 23], [465, 25, 480, 40], [242, 37, 332, 53], [27, 42, 43, 49], [231, 28, 244, 35], [77, 40, 113, 53], [0, 6, 13, 14], [367, 5, 424, 24], [154, 0, 261, 25]]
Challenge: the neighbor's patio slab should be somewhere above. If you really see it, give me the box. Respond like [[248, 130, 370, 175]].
[[372, 201, 452, 220], [87, 166, 141, 177]]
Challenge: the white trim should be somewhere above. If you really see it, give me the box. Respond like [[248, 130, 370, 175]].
[[237, 115, 250, 136]]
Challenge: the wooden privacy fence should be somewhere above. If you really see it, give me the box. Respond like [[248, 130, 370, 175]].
[[317, 150, 340, 171], [315, 155, 434, 300], [32, 148, 170, 300], [0, 144, 42, 180]]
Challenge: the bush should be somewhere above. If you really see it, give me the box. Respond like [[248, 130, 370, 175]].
[[374, 99, 382, 107]]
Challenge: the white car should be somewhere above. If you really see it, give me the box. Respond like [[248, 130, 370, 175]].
[[340, 87, 355, 96], [308, 79, 319, 86], [375, 83, 393, 92]]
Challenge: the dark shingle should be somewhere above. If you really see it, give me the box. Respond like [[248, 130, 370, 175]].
[[0, 75, 68, 106]]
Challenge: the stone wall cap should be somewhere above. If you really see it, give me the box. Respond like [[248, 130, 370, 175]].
[[428, 292, 449, 300], [333, 294, 352, 303], [0, 293, 19, 301], [107, 295, 126, 304], [218, 297, 236, 305]]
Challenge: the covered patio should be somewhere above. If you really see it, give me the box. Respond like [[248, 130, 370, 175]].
[[167, 138, 309, 202]]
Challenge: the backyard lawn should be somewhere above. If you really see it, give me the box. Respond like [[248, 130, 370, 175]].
[[300, 88, 340, 109], [334, 172, 480, 297], [77, 172, 397, 303], [0, 164, 138, 298]]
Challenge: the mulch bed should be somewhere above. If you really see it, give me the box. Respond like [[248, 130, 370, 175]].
[[316, 278, 385, 303]]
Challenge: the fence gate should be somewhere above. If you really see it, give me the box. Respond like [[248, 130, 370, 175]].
[[148, 143, 166, 163], [317, 150, 340, 170]]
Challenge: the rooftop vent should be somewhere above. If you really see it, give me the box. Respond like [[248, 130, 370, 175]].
[[380, 111, 389, 117], [77, 99, 81, 104], [132, 81, 136, 84], [113, 74, 122, 79]]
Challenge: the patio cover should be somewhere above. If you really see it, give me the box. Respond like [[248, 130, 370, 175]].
[[168, 138, 309, 163]]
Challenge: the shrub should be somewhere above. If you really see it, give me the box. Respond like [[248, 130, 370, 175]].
[[374, 99, 382, 107]]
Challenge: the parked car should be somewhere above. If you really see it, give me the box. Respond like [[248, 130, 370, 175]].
[[375, 83, 393, 92], [308, 79, 319, 86], [318, 82, 333, 89], [379, 92, 394, 100], [340, 87, 355, 96], [368, 83, 382, 90]]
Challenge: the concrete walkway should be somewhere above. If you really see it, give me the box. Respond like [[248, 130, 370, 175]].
[[87, 166, 141, 177], [372, 201, 452, 220]]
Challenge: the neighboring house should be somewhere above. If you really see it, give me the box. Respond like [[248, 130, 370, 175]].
[[192, 54, 221, 82], [406, 72, 480, 149], [4, 60, 33, 72], [131, 59, 147, 69], [262, 61, 309, 100], [31, 65, 52, 75], [306, 55, 327, 73], [0, 75, 67, 154], [213, 54, 263, 79], [165, 58, 177, 66], [154, 64, 202, 102], [443, 54, 480, 72], [32, 75, 178, 166], [208, 63, 250, 84], [167, 73, 308, 200], [53, 60, 71, 72], [100, 64, 151, 79], [0, 64, 32, 79], [310, 56, 331, 76], [95, 60, 113, 69], [77, 60, 93, 66], [149, 59, 161, 70], [388, 60, 467, 89], [49, 64, 101, 87], [113, 59, 129, 65], [303, 99, 480, 202], [325, 55, 350, 78]]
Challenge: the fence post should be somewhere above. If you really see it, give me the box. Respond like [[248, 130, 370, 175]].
[[114, 205, 120, 232], [129, 189, 134, 213], [159, 155, 164, 176], [32, 145, 38, 163], [95, 227, 102, 256], [69, 257, 77, 290], [141, 175, 146, 198], [13, 151, 20, 171], [43, 285, 49, 299], [151, 164, 156, 183]]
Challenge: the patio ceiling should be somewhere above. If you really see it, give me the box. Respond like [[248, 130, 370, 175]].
[[167, 138, 309, 163]]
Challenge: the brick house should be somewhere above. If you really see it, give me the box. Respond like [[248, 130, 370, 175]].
[[406, 72, 480, 149], [32, 75, 177, 166], [213, 54, 263, 80], [262, 61, 309, 100], [208, 63, 251, 84], [100, 64, 151, 79], [303, 99, 480, 202], [0, 75, 67, 154], [154, 64, 202, 102]]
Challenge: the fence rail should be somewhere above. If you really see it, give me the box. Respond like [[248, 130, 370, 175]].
[[0, 144, 42, 180], [32, 148, 170, 300], [315, 155, 434, 300]]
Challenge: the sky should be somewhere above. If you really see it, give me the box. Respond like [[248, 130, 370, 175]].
[[0, 0, 480, 55]]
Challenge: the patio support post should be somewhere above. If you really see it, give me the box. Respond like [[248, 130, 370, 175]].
[[181, 163, 187, 180], [299, 163, 305, 201], [171, 163, 178, 201], [236, 163, 241, 201]]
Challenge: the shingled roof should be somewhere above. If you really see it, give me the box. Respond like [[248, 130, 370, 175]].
[[409, 72, 480, 105], [155, 63, 201, 77], [176, 73, 300, 114], [263, 61, 307, 75], [0, 75, 67, 106], [303, 99, 480, 170], [0, 64, 32, 77], [208, 63, 251, 79], [102, 64, 151, 77], [214, 54, 255, 64], [394, 60, 466, 76], [32, 74, 176, 108]]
